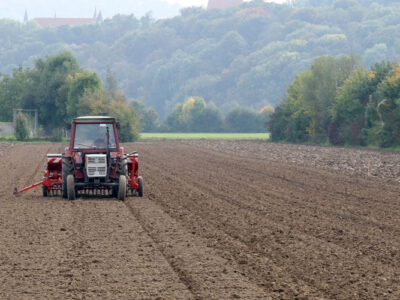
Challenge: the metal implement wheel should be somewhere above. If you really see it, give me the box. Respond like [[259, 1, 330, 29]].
[[118, 175, 127, 201], [138, 177, 143, 197], [42, 185, 48, 197], [67, 174, 76, 201], [112, 186, 118, 198]]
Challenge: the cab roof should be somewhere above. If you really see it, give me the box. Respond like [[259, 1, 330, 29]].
[[73, 116, 116, 123]]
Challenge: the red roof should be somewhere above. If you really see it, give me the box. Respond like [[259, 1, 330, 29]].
[[34, 17, 96, 28], [207, 0, 244, 10]]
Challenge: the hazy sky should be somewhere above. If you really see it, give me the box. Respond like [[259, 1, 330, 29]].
[[0, 0, 287, 21]]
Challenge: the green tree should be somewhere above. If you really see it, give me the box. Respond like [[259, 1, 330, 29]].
[[66, 71, 102, 119], [270, 75, 312, 142], [164, 103, 185, 132], [131, 99, 160, 132], [300, 55, 359, 142], [225, 107, 264, 133], [270, 55, 360, 143], [194, 103, 224, 132], [331, 69, 373, 145], [0, 67, 30, 122], [109, 98, 140, 142], [28, 52, 81, 132], [163, 97, 224, 132], [376, 63, 400, 146], [259, 105, 275, 126]]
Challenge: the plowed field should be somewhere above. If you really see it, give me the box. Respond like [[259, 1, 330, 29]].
[[1, 141, 399, 299]]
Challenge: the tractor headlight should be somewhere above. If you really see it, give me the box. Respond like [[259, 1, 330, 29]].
[[74, 152, 83, 164]]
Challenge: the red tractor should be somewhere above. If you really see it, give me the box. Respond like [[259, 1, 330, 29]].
[[14, 116, 143, 201]]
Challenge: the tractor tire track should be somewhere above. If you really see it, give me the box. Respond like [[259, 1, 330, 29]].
[[125, 198, 271, 299], [141, 162, 327, 299], [123, 201, 198, 300]]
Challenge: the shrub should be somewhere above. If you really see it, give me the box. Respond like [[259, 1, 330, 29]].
[[15, 113, 30, 141], [49, 128, 64, 142]]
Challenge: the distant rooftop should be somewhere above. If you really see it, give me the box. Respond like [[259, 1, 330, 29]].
[[34, 17, 96, 27], [32, 9, 101, 28]]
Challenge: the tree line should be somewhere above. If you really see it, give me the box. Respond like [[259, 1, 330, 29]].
[[0, 51, 273, 139], [269, 55, 400, 148], [156, 97, 273, 133], [0, 52, 140, 141], [0, 0, 400, 118]]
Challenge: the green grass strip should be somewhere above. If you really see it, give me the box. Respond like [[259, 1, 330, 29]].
[[140, 133, 270, 140]]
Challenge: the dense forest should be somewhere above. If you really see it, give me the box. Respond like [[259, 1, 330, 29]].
[[1, 0, 400, 119]]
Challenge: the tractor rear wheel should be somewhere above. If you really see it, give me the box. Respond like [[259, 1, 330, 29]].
[[138, 177, 143, 197], [67, 174, 76, 201], [118, 156, 128, 176], [42, 185, 48, 197], [118, 175, 127, 201], [62, 157, 72, 198]]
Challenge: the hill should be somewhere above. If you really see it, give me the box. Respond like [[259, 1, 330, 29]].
[[1, 0, 400, 117]]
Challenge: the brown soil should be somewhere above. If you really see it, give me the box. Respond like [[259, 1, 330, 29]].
[[0, 140, 399, 299]]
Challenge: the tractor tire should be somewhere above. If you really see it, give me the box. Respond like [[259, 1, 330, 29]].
[[118, 156, 128, 176], [62, 157, 73, 199], [42, 185, 48, 197], [118, 175, 127, 201], [67, 174, 76, 201], [138, 176, 143, 197]]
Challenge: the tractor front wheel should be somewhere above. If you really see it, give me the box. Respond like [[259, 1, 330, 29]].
[[118, 175, 127, 201], [67, 175, 76, 201]]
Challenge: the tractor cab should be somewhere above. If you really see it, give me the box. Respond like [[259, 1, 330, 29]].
[[70, 117, 119, 151]]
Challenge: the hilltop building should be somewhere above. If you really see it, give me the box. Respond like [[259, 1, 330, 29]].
[[31, 9, 102, 28], [207, 0, 244, 10]]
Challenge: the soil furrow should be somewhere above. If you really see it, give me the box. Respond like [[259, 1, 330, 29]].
[[142, 161, 399, 299], [125, 197, 272, 299], [1, 141, 399, 299], [141, 144, 400, 268]]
